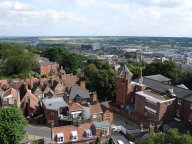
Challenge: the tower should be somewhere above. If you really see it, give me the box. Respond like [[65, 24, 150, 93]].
[[116, 64, 133, 106]]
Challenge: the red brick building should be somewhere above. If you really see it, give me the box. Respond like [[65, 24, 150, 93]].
[[36, 57, 59, 76], [115, 65, 192, 130]]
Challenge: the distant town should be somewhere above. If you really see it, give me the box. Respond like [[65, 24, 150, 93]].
[[0, 37, 192, 144]]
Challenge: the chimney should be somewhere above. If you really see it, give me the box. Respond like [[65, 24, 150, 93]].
[[30, 76, 33, 89], [80, 81, 86, 90], [17, 90, 20, 108], [139, 67, 143, 78], [92, 92, 98, 102], [50, 77, 54, 87], [61, 66, 63, 70], [140, 123, 143, 132], [24, 83, 28, 90]]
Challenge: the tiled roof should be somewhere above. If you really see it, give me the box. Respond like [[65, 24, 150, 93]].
[[69, 85, 90, 100], [144, 74, 171, 82], [3, 88, 18, 98], [89, 103, 103, 114], [69, 103, 83, 111], [42, 97, 68, 110], [101, 101, 110, 112], [118, 64, 133, 78], [53, 123, 95, 143]]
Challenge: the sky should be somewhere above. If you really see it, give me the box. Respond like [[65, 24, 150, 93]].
[[0, 0, 192, 37]]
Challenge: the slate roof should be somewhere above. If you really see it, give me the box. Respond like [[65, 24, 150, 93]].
[[93, 121, 110, 128], [69, 85, 90, 100], [144, 74, 171, 82], [118, 64, 133, 78], [42, 97, 68, 110], [101, 101, 110, 113], [134, 77, 192, 99]]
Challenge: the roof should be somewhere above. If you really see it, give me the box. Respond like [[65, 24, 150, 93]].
[[69, 103, 83, 111], [69, 85, 90, 100], [118, 64, 133, 78], [134, 77, 192, 99], [53, 123, 95, 143], [93, 121, 110, 128], [136, 90, 175, 103], [2, 88, 18, 98], [176, 84, 188, 90], [144, 74, 171, 82], [42, 97, 68, 110], [101, 101, 110, 112], [89, 103, 103, 114]]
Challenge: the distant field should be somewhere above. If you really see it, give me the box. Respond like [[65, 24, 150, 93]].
[[39, 37, 79, 41]]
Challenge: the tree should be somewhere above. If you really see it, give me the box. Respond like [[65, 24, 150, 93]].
[[0, 43, 36, 78], [0, 105, 28, 144], [139, 128, 192, 144], [83, 59, 116, 101], [143, 61, 181, 84]]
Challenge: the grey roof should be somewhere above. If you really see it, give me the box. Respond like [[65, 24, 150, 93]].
[[93, 121, 110, 128], [112, 132, 133, 144], [134, 77, 192, 99], [144, 74, 171, 82], [38, 60, 54, 66], [42, 97, 68, 110], [176, 84, 188, 90], [101, 101, 110, 112], [118, 64, 133, 78], [69, 85, 90, 100]]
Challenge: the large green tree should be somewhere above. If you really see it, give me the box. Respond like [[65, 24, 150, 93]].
[[143, 61, 181, 84], [0, 106, 28, 144], [0, 43, 36, 78], [43, 47, 88, 74], [83, 59, 116, 101], [139, 129, 192, 144]]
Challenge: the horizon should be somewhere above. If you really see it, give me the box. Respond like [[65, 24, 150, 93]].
[[0, 0, 192, 37]]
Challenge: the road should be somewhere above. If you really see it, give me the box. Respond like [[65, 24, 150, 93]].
[[27, 124, 51, 143]]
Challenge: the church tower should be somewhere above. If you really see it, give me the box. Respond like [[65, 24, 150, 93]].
[[116, 64, 133, 106]]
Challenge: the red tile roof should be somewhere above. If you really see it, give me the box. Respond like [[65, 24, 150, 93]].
[[89, 103, 103, 114], [69, 103, 83, 111], [53, 123, 96, 143]]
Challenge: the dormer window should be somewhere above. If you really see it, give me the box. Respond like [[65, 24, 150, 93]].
[[84, 129, 92, 138], [178, 99, 181, 105], [71, 131, 78, 141], [57, 133, 64, 143], [102, 128, 109, 136]]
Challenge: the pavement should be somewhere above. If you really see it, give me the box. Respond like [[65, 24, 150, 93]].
[[27, 124, 51, 143], [113, 113, 140, 130]]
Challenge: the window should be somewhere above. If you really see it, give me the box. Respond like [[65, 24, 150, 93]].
[[3, 99, 8, 106], [71, 131, 78, 141], [102, 128, 109, 136], [190, 104, 192, 109], [189, 113, 192, 122], [50, 112, 54, 117], [93, 114, 97, 119], [106, 111, 110, 117], [57, 133, 64, 143], [176, 109, 180, 117], [85, 129, 92, 138], [178, 99, 181, 105]]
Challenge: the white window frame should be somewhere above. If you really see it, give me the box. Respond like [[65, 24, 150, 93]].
[[93, 114, 97, 119], [102, 128, 109, 136]]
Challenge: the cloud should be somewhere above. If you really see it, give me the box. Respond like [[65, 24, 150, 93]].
[[0, 1, 32, 11]]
